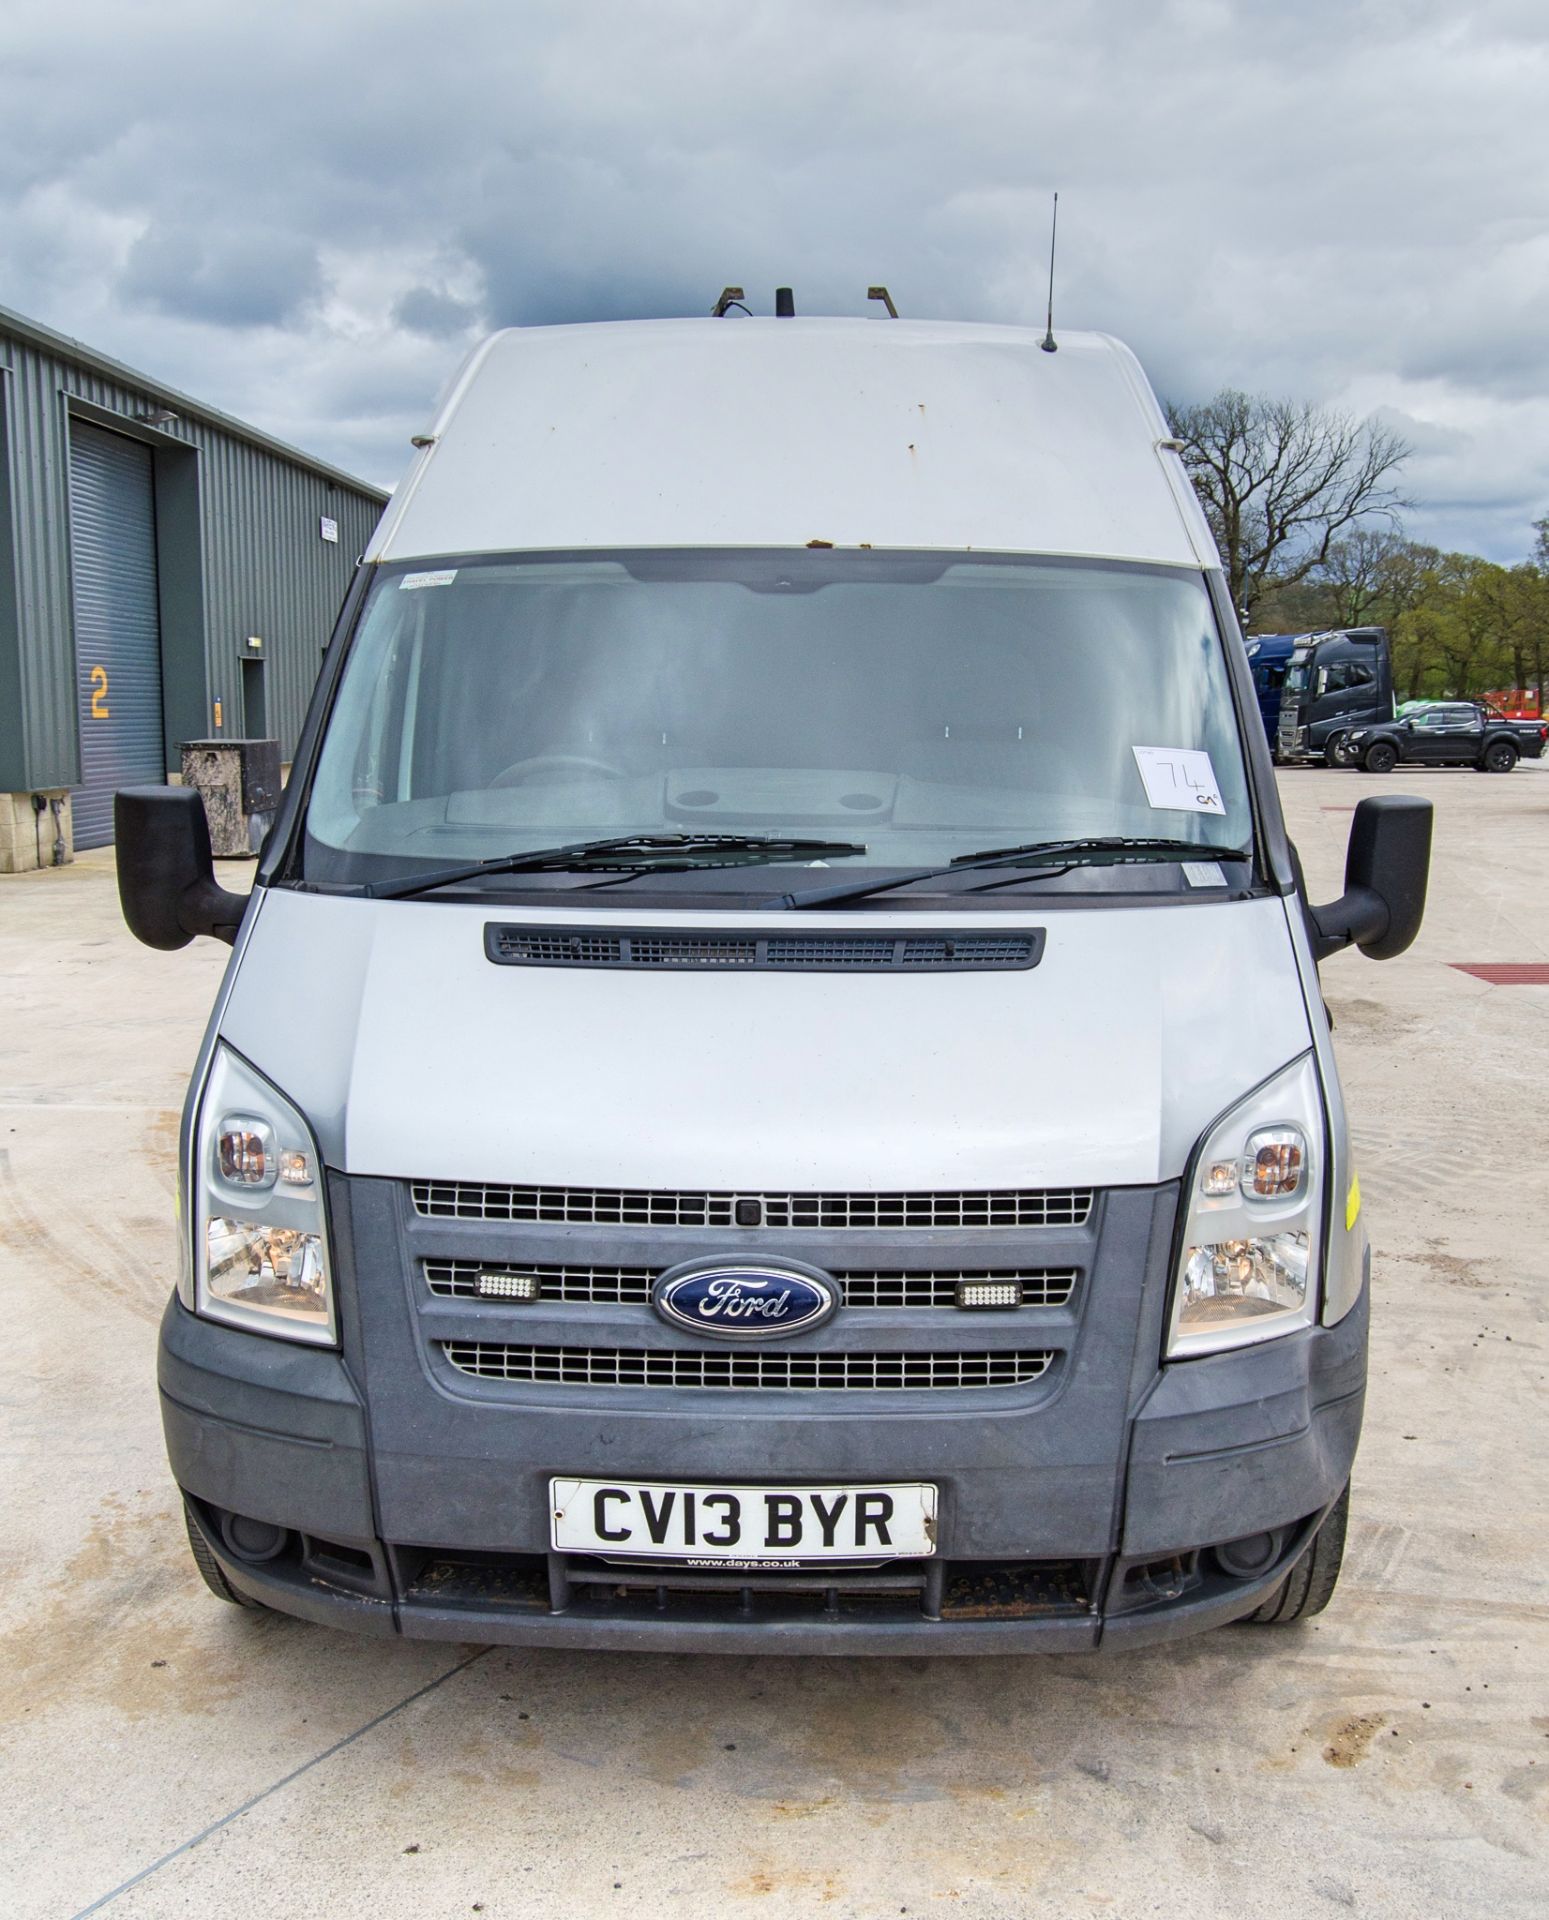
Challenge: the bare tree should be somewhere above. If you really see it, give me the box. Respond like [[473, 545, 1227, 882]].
[[1167, 391, 1410, 618], [1315, 527, 1412, 627], [1374, 538, 1439, 626]]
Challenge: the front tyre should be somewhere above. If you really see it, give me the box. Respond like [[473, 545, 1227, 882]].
[[1362, 741, 1399, 773], [1481, 740, 1518, 774], [1243, 1484, 1349, 1625], [1323, 732, 1348, 767]]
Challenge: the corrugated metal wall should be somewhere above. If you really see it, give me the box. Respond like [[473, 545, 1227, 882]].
[[190, 427, 382, 753], [0, 319, 385, 796]]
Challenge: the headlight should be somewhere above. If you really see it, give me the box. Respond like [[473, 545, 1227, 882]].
[[192, 1044, 336, 1346], [1168, 1053, 1324, 1358]]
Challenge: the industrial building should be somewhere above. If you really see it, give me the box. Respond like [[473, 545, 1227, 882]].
[[0, 305, 387, 869]]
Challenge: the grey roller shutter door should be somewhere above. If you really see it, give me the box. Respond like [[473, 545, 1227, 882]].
[[69, 421, 166, 849]]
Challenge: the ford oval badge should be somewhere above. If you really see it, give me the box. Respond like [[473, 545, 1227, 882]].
[[653, 1258, 839, 1341]]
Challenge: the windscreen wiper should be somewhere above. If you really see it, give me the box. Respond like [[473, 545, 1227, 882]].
[[364, 833, 869, 901], [763, 836, 1251, 911]]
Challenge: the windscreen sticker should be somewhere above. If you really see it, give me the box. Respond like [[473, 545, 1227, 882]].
[[399, 569, 458, 590], [1132, 745, 1226, 816], [1182, 861, 1228, 888]]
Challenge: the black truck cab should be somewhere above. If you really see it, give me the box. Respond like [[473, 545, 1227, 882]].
[[1276, 629, 1394, 765]]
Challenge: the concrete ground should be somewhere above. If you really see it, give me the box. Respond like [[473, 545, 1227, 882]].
[[1, 766, 1545, 1920]]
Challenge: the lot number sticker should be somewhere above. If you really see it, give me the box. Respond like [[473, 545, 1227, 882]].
[[1132, 745, 1225, 816]]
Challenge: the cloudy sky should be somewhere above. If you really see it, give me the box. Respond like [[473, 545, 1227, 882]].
[[3, 0, 1546, 558]]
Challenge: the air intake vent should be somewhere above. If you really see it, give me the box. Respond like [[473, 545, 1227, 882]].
[[486, 925, 1044, 972], [423, 1260, 1078, 1308], [411, 1184, 1093, 1230], [440, 1343, 1055, 1391]]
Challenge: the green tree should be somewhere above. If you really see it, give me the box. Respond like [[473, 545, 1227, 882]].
[[1391, 555, 1515, 700], [1481, 561, 1549, 709], [1251, 535, 1439, 647]]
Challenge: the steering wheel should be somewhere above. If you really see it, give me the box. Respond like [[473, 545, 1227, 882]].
[[488, 753, 626, 788]]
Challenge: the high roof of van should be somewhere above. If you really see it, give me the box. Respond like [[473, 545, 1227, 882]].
[[368, 318, 1218, 569]]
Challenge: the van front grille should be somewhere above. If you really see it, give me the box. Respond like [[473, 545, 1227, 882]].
[[424, 1260, 1078, 1308], [410, 1183, 1093, 1230], [439, 1343, 1055, 1391]]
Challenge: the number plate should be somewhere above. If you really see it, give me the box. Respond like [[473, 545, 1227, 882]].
[[550, 1478, 937, 1563]]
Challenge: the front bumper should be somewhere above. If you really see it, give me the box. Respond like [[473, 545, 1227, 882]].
[[159, 1259, 1367, 1652]]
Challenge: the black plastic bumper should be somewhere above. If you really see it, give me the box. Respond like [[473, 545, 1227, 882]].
[[160, 1282, 1367, 1654]]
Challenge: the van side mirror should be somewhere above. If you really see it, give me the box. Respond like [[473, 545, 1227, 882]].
[[1307, 794, 1431, 962], [115, 787, 249, 949]]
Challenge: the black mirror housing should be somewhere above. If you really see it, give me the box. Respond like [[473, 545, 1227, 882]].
[[115, 787, 250, 949], [1308, 793, 1432, 962]]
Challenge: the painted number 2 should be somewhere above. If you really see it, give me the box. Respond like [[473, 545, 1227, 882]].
[[89, 665, 110, 718]]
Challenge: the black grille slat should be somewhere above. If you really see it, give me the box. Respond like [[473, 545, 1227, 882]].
[[765, 936, 900, 968], [486, 925, 1044, 973], [493, 931, 626, 966], [425, 1261, 657, 1302], [629, 936, 760, 967], [411, 1183, 1093, 1230], [440, 1343, 1054, 1390], [837, 1268, 1076, 1307], [423, 1260, 1079, 1308]]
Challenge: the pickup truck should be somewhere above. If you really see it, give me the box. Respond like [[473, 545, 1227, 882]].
[[1336, 702, 1548, 773]]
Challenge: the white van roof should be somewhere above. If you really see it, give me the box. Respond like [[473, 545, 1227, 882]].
[[368, 318, 1217, 569]]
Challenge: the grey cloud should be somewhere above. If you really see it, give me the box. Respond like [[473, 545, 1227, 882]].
[[392, 287, 481, 338], [0, 0, 1545, 554], [121, 223, 322, 328]]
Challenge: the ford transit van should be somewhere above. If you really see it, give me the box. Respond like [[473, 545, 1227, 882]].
[[116, 314, 1431, 1651]]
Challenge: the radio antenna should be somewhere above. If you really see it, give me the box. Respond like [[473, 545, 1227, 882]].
[[1040, 191, 1059, 353]]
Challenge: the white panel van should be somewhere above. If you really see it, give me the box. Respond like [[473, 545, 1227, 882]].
[[116, 313, 1430, 1650]]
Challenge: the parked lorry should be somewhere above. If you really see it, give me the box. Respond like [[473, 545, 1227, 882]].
[[1273, 628, 1395, 764], [1242, 632, 1297, 744], [115, 308, 1431, 1653]]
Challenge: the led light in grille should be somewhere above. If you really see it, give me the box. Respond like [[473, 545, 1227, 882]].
[[956, 1279, 1024, 1309], [217, 1116, 275, 1188], [1244, 1127, 1306, 1198], [1200, 1159, 1239, 1197], [476, 1271, 542, 1301]]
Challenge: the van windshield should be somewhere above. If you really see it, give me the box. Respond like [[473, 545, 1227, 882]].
[[302, 551, 1254, 892]]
